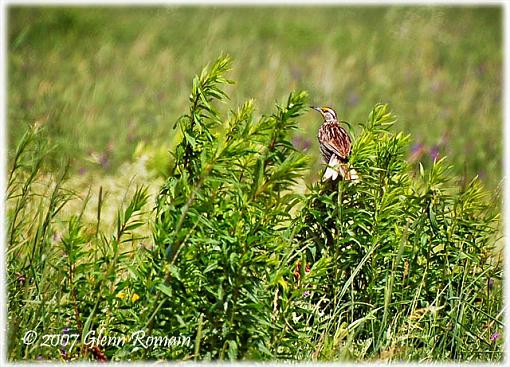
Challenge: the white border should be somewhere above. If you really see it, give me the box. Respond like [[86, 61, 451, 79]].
[[0, 1, 507, 366], [503, 2, 508, 365], [0, 0, 7, 365], [1, 0, 508, 5]]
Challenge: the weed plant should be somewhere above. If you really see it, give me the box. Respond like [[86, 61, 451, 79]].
[[6, 56, 502, 362]]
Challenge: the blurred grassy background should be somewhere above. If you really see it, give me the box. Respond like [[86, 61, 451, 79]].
[[8, 6, 502, 190]]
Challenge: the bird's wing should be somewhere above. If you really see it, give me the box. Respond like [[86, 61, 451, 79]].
[[322, 124, 352, 160]]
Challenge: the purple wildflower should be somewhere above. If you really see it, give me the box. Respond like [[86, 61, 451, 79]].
[[292, 136, 311, 151], [302, 139, 311, 151], [303, 291, 310, 298], [490, 332, 500, 342], [409, 143, 425, 162], [411, 143, 423, 154], [488, 278, 494, 290], [429, 145, 440, 161], [100, 153, 110, 170]]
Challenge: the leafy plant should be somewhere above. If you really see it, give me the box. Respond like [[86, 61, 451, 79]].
[[148, 55, 309, 360], [6, 126, 151, 361], [281, 104, 502, 360], [6, 55, 502, 362]]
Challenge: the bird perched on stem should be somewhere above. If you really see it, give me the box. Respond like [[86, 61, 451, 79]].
[[312, 106, 359, 182]]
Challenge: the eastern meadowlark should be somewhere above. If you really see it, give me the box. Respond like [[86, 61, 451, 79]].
[[313, 106, 358, 182]]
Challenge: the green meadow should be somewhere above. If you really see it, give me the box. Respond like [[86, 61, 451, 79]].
[[9, 6, 502, 186], [6, 6, 503, 362]]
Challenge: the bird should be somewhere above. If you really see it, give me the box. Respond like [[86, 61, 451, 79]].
[[312, 106, 358, 182]]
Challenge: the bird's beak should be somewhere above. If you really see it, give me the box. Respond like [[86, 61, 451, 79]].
[[311, 106, 322, 114]]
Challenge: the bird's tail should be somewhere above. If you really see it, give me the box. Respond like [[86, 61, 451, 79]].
[[322, 156, 360, 183], [322, 155, 340, 181]]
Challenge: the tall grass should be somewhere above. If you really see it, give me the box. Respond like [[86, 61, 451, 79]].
[[8, 6, 502, 190], [7, 126, 151, 361], [6, 56, 502, 362]]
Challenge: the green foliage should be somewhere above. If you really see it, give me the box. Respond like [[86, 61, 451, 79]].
[[149, 56, 309, 360], [7, 127, 151, 361], [8, 6, 502, 190], [284, 104, 502, 360], [6, 56, 502, 362], [146, 56, 502, 361]]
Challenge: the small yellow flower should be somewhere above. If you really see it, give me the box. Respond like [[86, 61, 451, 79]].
[[131, 293, 140, 302], [116, 292, 127, 300]]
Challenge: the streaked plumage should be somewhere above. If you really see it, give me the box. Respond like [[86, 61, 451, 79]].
[[313, 106, 358, 182]]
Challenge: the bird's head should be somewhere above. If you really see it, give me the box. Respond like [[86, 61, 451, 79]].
[[312, 106, 338, 123]]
